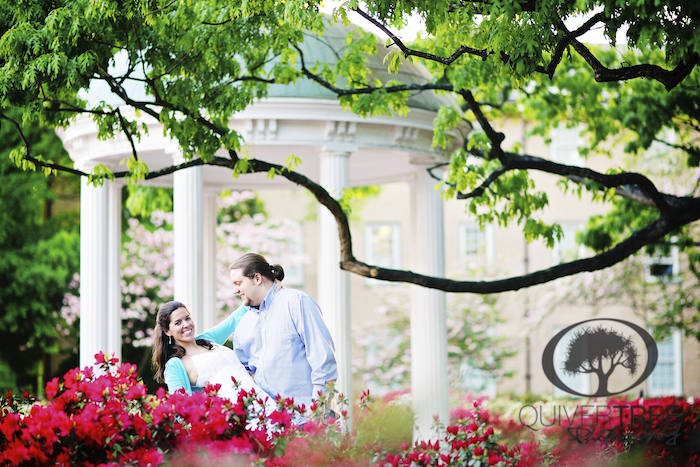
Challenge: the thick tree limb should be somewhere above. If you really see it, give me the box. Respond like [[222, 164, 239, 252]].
[[13, 140, 700, 294], [570, 39, 699, 91], [338, 197, 700, 292], [198, 156, 700, 294]]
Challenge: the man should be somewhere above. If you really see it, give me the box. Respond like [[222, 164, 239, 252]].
[[230, 253, 338, 413]]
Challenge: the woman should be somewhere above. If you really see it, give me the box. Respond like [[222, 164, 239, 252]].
[[151, 300, 277, 414]]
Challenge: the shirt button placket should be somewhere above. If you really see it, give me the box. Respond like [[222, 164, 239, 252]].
[[260, 309, 267, 388]]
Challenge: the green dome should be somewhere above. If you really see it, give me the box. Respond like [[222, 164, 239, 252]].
[[266, 19, 451, 112]]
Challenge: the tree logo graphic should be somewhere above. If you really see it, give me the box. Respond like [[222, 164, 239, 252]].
[[542, 319, 658, 397]]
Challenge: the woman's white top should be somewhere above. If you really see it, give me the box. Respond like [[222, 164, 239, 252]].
[[186, 344, 277, 414]]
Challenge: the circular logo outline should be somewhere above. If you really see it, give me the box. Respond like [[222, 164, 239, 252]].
[[542, 318, 659, 397]]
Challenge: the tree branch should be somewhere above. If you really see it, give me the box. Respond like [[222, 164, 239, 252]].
[[352, 6, 487, 64], [116, 108, 139, 162], [136, 0, 177, 19], [459, 90, 506, 160], [570, 39, 699, 91], [0, 111, 88, 177], [548, 13, 605, 79], [292, 55, 675, 212], [12, 139, 700, 294], [294, 45, 454, 96], [456, 166, 509, 199], [502, 152, 673, 213]]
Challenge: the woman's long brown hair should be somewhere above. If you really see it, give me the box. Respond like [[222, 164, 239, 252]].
[[151, 301, 212, 383]]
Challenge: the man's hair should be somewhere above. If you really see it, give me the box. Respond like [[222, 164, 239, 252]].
[[229, 253, 284, 282]]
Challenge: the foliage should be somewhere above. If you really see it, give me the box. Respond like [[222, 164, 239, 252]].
[[1, 0, 698, 292], [59, 191, 308, 386], [0, 107, 79, 388], [353, 285, 516, 392]]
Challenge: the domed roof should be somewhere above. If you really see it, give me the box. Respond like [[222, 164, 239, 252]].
[[266, 18, 452, 112]]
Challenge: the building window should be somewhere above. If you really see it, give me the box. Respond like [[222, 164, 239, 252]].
[[283, 222, 305, 287], [647, 329, 683, 397], [552, 223, 586, 265], [645, 242, 680, 283], [365, 223, 401, 284], [550, 125, 585, 167], [553, 325, 590, 398], [458, 222, 495, 265]]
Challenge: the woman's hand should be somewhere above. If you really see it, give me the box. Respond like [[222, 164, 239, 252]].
[[273, 279, 285, 292]]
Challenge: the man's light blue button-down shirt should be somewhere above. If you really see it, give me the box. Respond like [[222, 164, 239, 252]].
[[233, 286, 338, 408]]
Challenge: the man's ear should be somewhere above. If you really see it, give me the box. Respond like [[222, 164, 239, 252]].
[[254, 273, 263, 285]]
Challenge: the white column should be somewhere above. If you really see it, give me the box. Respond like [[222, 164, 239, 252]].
[[317, 150, 352, 418], [80, 177, 108, 368], [106, 181, 122, 362], [79, 177, 121, 367], [202, 191, 218, 331], [173, 156, 204, 333], [410, 164, 448, 441]]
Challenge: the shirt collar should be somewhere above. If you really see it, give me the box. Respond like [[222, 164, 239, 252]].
[[258, 284, 277, 311]]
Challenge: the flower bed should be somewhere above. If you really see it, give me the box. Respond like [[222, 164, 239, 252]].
[[2, 355, 699, 466]]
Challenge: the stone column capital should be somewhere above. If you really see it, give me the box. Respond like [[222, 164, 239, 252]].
[[320, 144, 356, 156]]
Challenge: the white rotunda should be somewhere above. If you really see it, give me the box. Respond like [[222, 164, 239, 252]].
[[57, 19, 464, 438]]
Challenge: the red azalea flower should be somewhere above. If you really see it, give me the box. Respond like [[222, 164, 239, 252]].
[[1, 412, 22, 439], [488, 452, 504, 465], [269, 410, 293, 427], [45, 377, 60, 400]]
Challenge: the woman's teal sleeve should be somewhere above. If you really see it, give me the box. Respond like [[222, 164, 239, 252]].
[[196, 305, 249, 345], [164, 357, 193, 395]]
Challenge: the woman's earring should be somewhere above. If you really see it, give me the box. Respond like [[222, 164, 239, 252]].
[[168, 336, 172, 345]]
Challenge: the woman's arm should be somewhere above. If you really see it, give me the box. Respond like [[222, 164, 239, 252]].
[[164, 357, 193, 395], [196, 304, 249, 345]]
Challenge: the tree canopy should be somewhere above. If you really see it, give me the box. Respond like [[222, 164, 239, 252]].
[[1, 0, 699, 293]]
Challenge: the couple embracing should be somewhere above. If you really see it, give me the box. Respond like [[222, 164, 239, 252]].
[[151, 253, 338, 420]]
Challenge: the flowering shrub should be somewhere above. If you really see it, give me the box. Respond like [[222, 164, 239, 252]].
[[368, 399, 546, 467], [0, 353, 298, 467], [3, 356, 699, 467], [542, 396, 700, 467]]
